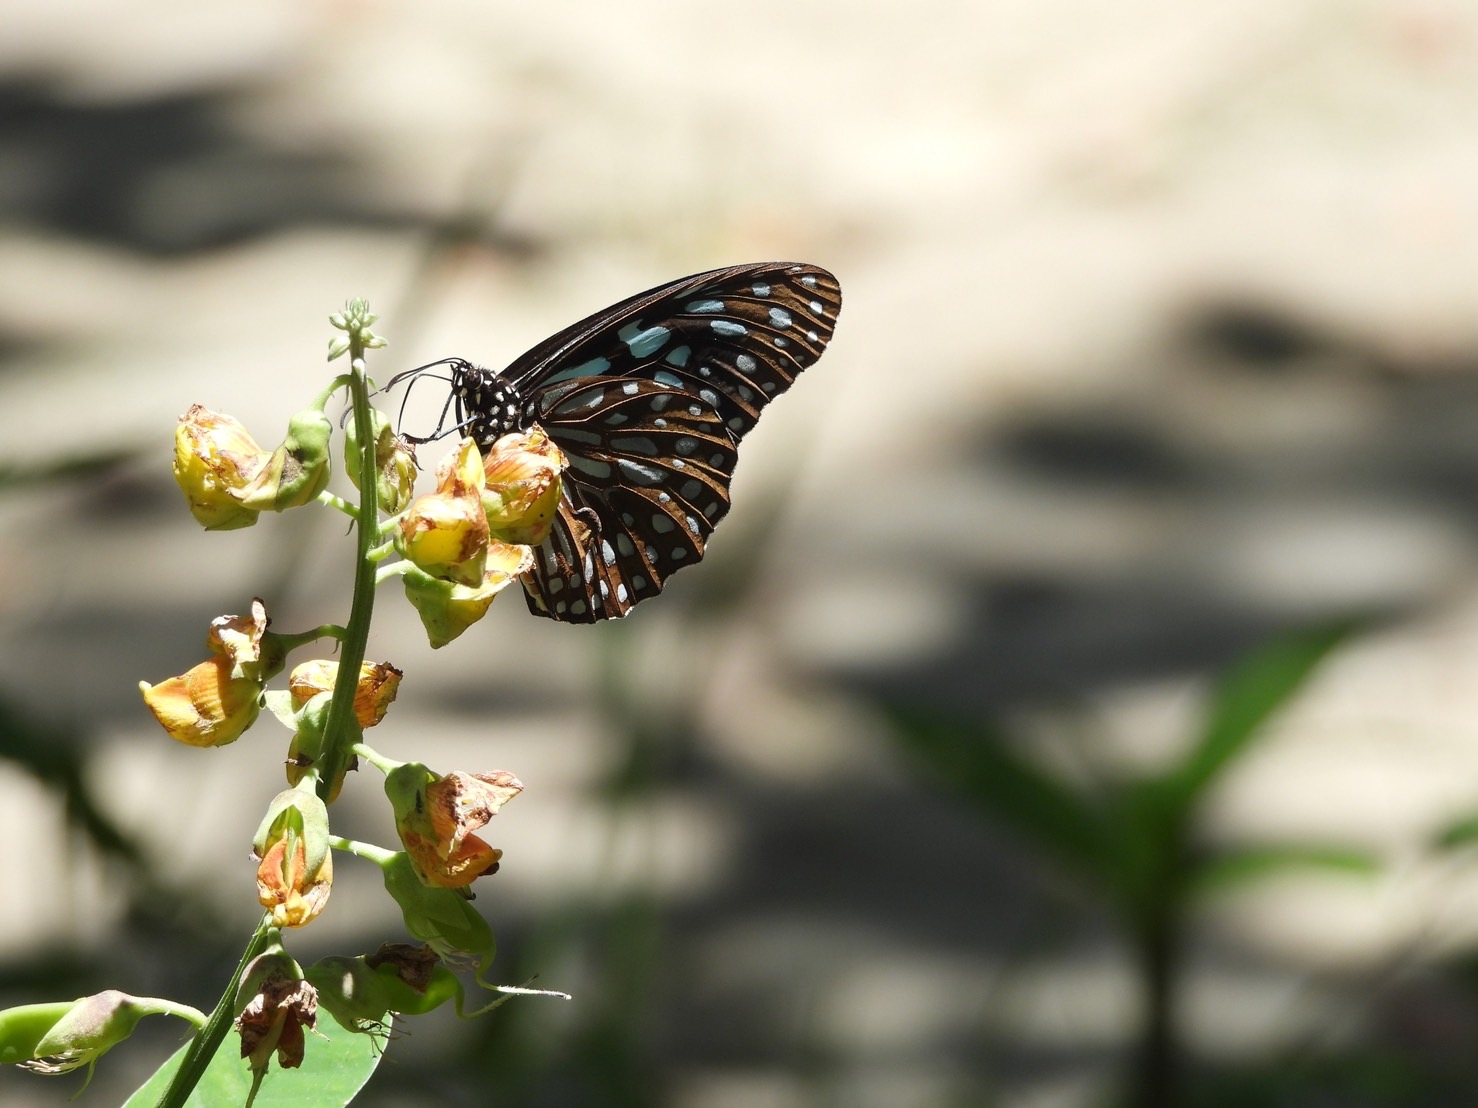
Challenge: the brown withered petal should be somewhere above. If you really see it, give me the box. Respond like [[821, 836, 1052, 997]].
[[364, 943, 440, 994], [426, 770, 524, 856], [237, 973, 318, 1071], [206, 598, 270, 667]]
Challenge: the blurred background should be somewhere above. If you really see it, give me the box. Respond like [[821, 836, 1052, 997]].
[[5, 1, 1478, 1105]]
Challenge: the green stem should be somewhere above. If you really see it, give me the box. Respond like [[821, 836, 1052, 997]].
[[329, 835, 396, 865], [318, 491, 359, 518], [155, 913, 275, 1108], [271, 624, 346, 653], [350, 742, 403, 775], [375, 561, 413, 586], [313, 350, 382, 798]]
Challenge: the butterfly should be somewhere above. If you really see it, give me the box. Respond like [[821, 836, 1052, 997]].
[[408, 262, 841, 622]]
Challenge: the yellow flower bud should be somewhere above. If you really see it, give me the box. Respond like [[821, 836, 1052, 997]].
[[172, 405, 268, 530], [481, 427, 566, 545], [396, 438, 489, 586]]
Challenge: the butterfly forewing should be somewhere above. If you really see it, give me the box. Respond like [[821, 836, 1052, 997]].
[[457, 262, 840, 622]]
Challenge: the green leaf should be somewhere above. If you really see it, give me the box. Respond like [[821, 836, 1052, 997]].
[[1190, 844, 1380, 896], [122, 1008, 389, 1108], [878, 702, 1109, 879], [1166, 622, 1356, 808]]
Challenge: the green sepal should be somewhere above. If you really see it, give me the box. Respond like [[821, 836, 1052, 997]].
[[233, 407, 334, 511], [252, 786, 332, 882], [379, 853, 496, 977]]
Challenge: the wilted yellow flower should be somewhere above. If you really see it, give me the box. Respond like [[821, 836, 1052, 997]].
[[139, 599, 278, 747], [173, 405, 269, 530], [139, 656, 262, 748], [289, 660, 402, 729], [396, 437, 489, 586], [481, 427, 566, 545], [401, 541, 534, 647]]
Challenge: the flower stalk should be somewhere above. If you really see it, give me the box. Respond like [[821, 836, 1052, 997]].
[[155, 304, 386, 1108]]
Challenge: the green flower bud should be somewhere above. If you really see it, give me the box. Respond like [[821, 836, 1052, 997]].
[[306, 945, 460, 1034], [345, 410, 417, 514], [0, 991, 204, 1086]]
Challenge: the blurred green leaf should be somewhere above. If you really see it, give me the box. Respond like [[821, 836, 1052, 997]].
[[879, 703, 1109, 878], [1190, 844, 1379, 895], [123, 1007, 389, 1108], [1434, 813, 1478, 851], [1165, 622, 1356, 809], [0, 447, 137, 491]]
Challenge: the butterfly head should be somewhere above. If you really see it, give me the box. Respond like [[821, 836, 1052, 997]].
[[448, 359, 528, 447]]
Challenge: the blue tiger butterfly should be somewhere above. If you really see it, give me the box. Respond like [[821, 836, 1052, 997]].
[[409, 262, 841, 622]]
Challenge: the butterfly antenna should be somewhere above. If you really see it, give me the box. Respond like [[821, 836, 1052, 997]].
[[377, 357, 465, 397]]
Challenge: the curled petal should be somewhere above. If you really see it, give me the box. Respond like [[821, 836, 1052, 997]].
[[206, 598, 270, 671], [400, 827, 502, 889], [426, 770, 524, 857]]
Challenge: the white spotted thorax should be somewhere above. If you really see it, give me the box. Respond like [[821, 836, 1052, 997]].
[[438, 263, 841, 623]]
